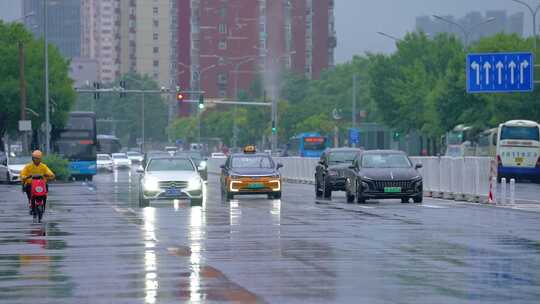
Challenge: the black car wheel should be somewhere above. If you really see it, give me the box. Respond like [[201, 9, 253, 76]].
[[191, 198, 203, 206], [401, 197, 410, 204], [268, 192, 282, 200], [315, 177, 323, 197], [413, 194, 423, 204], [323, 177, 332, 199], [356, 183, 365, 204], [138, 191, 150, 207]]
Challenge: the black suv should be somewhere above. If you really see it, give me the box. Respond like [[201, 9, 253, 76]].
[[315, 148, 363, 199]]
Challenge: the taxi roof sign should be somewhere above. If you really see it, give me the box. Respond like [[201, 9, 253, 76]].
[[243, 145, 257, 154]]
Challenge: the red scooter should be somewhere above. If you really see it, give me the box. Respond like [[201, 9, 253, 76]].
[[29, 175, 48, 223]]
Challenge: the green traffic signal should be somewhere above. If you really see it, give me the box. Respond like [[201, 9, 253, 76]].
[[198, 94, 204, 109]]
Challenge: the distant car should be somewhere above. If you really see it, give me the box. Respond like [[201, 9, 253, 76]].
[[126, 151, 144, 164], [0, 155, 31, 183], [164, 146, 178, 154], [315, 148, 363, 199], [142, 150, 171, 169], [176, 151, 208, 181], [345, 150, 423, 204], [220, 146, 283, 201], [211, 152, 227, 159], [111, 153, 132, 169], [138, 156, 204, 207], [97, 154, 113, 172]]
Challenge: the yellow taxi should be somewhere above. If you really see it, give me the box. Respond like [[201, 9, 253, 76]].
[[220, 146, 283, 200]]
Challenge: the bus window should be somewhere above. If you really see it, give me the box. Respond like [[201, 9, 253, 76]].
[[500, 126, 539, 141]]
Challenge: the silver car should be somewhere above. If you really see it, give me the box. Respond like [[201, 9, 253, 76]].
[[137, 157, 204, 207], [0, 155, 30, 183]]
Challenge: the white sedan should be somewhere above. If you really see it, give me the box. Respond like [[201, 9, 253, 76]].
[[0, 155, 30, 183], [97, 154, 113, 172], [112, 153, 132, 169], [126, 151, 144, 163]]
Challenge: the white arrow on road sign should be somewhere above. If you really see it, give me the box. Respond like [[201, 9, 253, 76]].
[[471, 61, 480, 85], [508, 61, 517, 84], [520, 60, 529, 84], [495, 61, 504, 85], [483, 62, 492, 85]]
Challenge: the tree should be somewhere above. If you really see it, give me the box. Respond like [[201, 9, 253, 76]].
[[0, 21, 76, 144]]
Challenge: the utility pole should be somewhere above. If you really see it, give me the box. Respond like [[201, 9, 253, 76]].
[[19, 42, 27, 153], [352, 74, 357, 129], [141, 92, 145, 153], [44, 0, 51, 154]]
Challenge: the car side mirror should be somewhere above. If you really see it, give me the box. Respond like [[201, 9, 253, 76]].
[[198, 165, 205, 171], [415, 163, 423, 169], [136, 166, 144, 173], [348, 165, 356, 170], [277, 163, 283, 169]]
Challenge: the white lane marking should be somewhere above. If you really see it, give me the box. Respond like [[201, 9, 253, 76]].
[[358, 205, 375, 209], [422, 204, 446, 209]]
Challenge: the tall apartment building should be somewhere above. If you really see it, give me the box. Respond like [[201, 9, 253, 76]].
[[82, 0, 172, 86], [416, 10, 524, 44], [175, 0, 336, 99], [22, 0, 81, 58], [81, 0, 121, 83]]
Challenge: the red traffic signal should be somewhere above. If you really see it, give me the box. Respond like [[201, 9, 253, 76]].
[[176, 93, 185, 101]]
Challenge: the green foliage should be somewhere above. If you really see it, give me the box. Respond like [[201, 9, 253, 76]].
[[42, 154, 70, 181], [0, 21, 76, 138], [75, 73, 168, 146]]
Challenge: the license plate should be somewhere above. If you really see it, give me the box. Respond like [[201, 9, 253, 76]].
[[248, 183, 264, 189], [384, 187, 401, 193], [515, 157, 524, 164], [166, 188, 181, 196]]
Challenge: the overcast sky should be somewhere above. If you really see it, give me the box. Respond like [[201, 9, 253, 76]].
[[0, 0, 531, 64], [335, 0, 529, 63]]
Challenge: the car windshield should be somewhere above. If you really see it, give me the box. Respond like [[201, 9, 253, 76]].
[[97, 155, 111, 160], [10, 156, 31, 165], [147, 158, 195, 172], [328, 151, 358, 164], [362, 153, 411, 168], [500, 126, 540, 141], [232, 155, 274, 168], [112, 154, 127, 159]]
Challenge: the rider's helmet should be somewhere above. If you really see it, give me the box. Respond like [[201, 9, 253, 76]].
[[32, 150, 43, 159]]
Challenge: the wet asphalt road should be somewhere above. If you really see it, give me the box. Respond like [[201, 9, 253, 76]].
[[1, 169, 540, 304]]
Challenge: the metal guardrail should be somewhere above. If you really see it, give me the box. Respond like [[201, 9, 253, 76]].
[[208, 156, 493, 203]]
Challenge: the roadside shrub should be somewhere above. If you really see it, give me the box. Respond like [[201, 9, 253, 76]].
[[42, 154, 70, 181]]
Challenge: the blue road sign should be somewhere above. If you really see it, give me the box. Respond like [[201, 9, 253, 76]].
[[349, 128, 360, 145], [466, 52, 534, 93]]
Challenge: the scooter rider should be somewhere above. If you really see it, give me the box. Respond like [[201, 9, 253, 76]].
[[20, 150, 55, 213]]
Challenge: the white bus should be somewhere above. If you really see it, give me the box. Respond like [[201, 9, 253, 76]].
[[476, 128, 497, 157], [497, 120, 540, 181], [445, 124, 478, 157]]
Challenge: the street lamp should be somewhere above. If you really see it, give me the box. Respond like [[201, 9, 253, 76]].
[[44, 0, 51, 154], [232, 56, 257, 149], [195, 64, 217, 145], [433, 15, 496, 49], [510, 0, 540, 51]]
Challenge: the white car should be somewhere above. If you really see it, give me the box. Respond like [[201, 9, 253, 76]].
[[0, 155, 30, 183], [211, 152, 227, 159], [97, 154, 113, 172], [126, 151, 144, 163], [112, 153, 132, 169], [138, 156, 204, 207]]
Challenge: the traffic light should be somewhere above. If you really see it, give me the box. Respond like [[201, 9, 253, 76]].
[[176, 92, 185, 102], [271, 121, 277, 134], [93, 82, 100, 100], [198, 94, 204, 109], [119, 80, 126, 98]]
